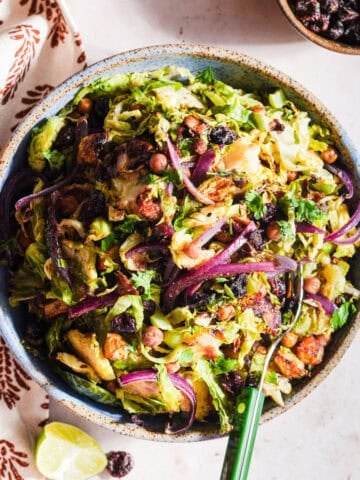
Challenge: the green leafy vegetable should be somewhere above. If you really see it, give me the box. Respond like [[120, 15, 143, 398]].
[[245, 190, 266, 220], [295, 199, 325, 223], [212, 356, 238, 375], [330, 302, 356, 331], [195, 67, 215, 84], [277, 220, 295, 241], [59, 370, 120, 406], [131, 270, 157, 299]]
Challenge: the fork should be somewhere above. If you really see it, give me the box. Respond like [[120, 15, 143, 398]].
[[220, 266, 304, 480]]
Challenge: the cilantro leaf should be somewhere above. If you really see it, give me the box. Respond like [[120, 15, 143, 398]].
[[161, 169, 182, 186], [212, 356, 238, 375], [295, 199, 325, 223], [330, 302, 356, 331], [277, 220, 295, 241], [131, 270, 157, 298], [139, 173, 159, 184], [265, 371, 278, 385], [245, 190, 266, 220], [195, 67, 215, 84]]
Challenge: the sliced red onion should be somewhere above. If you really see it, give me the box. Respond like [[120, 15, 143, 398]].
[[68, 290, 119, 318], [162, 260, 181, 287], [16, 119, 88, 210], [45, 191, 72, 285], [325, 201, 360, 243], [296, 222, 325, 235], [119, 369, 196, 434], [166, 137, 214, 205], [181, 161, 196, 168], [306, 293, 337, 315], [274, 254, 297, 273], [125, 243, 169, 258], [163, 261, 275, 311], [15, 166, 79, 210], [163, 222, 257, 310], [330, 228, 360, 245], [165, 182, 174, 196], [325, 164, 354, 199], [191, 149, 215, 186], [190, 218, 227, 248]]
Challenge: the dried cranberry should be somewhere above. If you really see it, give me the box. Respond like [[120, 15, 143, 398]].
[[106, 451, 134, 478], [53, 124, 75, 150], [143, 299, 156, 316], [111, 313, 137, 333], [219, 371, 245, 396], [268, 276, 287, 299], [246, 372, 259, 388], [78, 190, 106, 224], [186, 292, 212, 309], [208, 126, 237, 145], [88, 97, 110, 132], [261, 203, 277, 224], [247, 229, 265, 251], [229, 273, 247, 298]]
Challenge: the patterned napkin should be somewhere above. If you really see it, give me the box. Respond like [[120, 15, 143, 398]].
[[0, 1, 86, 478]]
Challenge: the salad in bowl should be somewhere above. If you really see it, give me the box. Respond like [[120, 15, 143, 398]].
[[1, 65, 359, 435]]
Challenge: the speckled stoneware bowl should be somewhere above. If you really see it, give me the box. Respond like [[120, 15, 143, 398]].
[[0, 44, 359, 442], [277, 0, 360, 55]]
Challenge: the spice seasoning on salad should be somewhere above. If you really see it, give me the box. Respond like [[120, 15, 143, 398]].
[[1, 66, 359, 434]]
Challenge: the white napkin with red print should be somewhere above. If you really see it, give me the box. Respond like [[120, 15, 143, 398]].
[[0, 1, 86, 478]]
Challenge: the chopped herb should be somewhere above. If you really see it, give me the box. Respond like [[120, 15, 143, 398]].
[[277, 220, 295, 241], [161, 169, 182, 186], [245, 190, 266, 220], [178, 138, 194, 157], [212, 356, 238, 375], [330, 302, 356, 331], [131, 270, 157, 299], [114, 216, 139, 234], [195, 67, 215, 84], [295, 199, 325, 223], [139, 173, 159, 184]]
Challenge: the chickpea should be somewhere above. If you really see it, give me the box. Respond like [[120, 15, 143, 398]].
[[149, 153, 168, 173], [321, 146, 338, 164], [77, 97, 93, 114], [281, 331, 298, 348], [287, 171, 298, 182], [251, 104, 266, 114], [184, 115, 200, 130], [166, 361, 181, 373], [265, 221, 281, 242], [256, 345, 267, 355], [304, 276, 321, 295], [142, 326, 164, 348], [217, 304, 236, 322], [193, 139, 208, 155]]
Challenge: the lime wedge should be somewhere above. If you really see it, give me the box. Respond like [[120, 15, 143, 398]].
[[35, 422, 107, 480]]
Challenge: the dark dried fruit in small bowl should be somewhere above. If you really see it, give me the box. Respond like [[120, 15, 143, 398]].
[[106, 451, 134, 478]]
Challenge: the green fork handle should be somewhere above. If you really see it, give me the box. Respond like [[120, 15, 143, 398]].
[[220, 387, 265, 480]]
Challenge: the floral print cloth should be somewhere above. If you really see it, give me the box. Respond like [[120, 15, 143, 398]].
[[0, 1, 86, 478]]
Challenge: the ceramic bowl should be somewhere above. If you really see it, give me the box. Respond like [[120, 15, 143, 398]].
[[0, 44, 359, 442], [277, 0, 360, 55]]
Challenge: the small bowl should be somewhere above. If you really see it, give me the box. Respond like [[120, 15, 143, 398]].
[[0, 44, 360, 442], [277, 0, 360, 55]]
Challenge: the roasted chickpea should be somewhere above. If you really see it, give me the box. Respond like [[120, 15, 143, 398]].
[[287, 171, 298, 182], [321, 146, 338, 164], [281, 331, 299, 348], [265, 221, 281, 242], [304, 276, 321, 295], [149, 153, 168, 173], [184, 115, 200, 130], [165, 361, 181, 373], [77, 97, 93, 114], [217, 304, 236, 322], [142, 326, 164, 348]]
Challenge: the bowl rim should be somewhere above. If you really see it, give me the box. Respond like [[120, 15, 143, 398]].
[[0, 43, 359, 442], [277, 0, 360, 55]]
